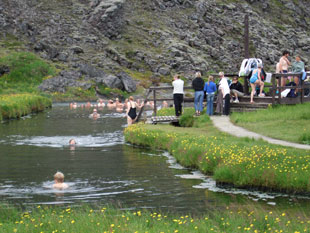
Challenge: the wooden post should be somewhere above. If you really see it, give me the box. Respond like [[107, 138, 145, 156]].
[[272, 74, 276, 105], [244, 14, 249, 59], [244, 14, 249, 95], [278, 76, 281, 104], [301, 74, 304, 104], [153, 89, 157, 116]]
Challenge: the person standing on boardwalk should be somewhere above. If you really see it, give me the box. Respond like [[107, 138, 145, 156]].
[[192, 71, 205, 116], [250, 63, 265, 103], [218, 72, 230, 115], [279, 50, 291, 87], [204, 76, 217, 116], [172, 74, 184, 116]]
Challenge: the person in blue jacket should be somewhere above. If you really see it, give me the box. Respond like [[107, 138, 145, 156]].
[[204, 76, 217, 116]]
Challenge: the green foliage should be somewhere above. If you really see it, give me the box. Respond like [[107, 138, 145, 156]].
[[0, 204, 308, 233], [231, 103, 310, 144], [0, 94, 52, 121], [97, 85, 130, 99], [179, 113, 194, 127], [51, 87, 98, 102], [299, 133, 310, 145], [125, 123, 310, 193], [0, 52, 56, 95]]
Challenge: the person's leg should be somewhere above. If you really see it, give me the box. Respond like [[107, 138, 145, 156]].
[[206, 94, 211, 115], [210, 94, 214, 115], [127, 116, 132, 126], [173, 94, 178, 116], [281, 77, 287, 87], [198, 91, 204, 113], [259, 81, 265, 95], [179, 94, 183, 115], [250, 83, 256, 103], [224, 94, 230, 115], [194, 91, 199, 114]]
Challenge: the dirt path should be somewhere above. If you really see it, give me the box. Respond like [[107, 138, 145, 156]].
[[210, 116, 310, 150]]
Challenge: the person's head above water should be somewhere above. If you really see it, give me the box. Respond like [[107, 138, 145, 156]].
[[54, 171, 65, 183], [69, 139, 76, 145], [53, 171, 69, 190]]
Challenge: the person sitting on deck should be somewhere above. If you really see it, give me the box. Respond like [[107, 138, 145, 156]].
[[250, 63, 265, 103], [292, 55, 305, 87], [230, 76, 244, 103], [53, 171, 69, 190]]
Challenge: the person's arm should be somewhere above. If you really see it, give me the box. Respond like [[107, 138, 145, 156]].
[[285, 57, 291, 66]]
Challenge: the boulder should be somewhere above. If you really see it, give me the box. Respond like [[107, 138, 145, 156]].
[[0, 65, 10, 76], [98, 74, 124, 90], [78, 63, 106, 77], [117, 72, 137, 92]]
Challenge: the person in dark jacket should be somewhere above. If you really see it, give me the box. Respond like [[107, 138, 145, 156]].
[[230, 77, 244, 103], [192, 72, 205, 116]]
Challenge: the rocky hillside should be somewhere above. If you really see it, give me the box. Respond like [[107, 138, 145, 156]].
[[1, 0, 310, 93]]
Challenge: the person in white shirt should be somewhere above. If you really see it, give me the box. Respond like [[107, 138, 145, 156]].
[[218, 72, 230, 115], [172, 74, 184, 116]]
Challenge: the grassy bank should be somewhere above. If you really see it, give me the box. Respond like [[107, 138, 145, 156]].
[[0, 94, 51, 121], [231, 103, 310, 144], [124, 108, 310, 194], [0, 204, 309, 233], [0, 51, 55, 119]]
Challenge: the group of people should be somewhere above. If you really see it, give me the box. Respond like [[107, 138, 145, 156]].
[[172, 72, 245, 117]]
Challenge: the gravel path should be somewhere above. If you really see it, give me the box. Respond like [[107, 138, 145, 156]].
[[210, 115, 310, 150]]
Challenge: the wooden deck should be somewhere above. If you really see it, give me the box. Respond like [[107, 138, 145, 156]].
[[148, 116, 179, 124]]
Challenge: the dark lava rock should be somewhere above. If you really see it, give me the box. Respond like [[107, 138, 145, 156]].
[[117, 72, 136, 93], [0, 65, 10, 76]]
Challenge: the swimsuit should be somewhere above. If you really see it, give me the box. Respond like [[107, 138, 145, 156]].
[[128, 102, 137, 120], [250, 70, 258, 84]]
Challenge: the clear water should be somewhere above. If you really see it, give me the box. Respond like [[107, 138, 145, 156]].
[[0, 103, 309, 214]]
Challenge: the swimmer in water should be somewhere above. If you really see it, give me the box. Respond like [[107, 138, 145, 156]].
[[89, 108, 100, 119], [97, 99, 105, 108], [69, 139, 76, 145], [53, 171, 69, 190]]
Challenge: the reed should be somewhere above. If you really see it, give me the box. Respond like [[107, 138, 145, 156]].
[[125, 108, 310, 194], [0, 204, 308, 233]]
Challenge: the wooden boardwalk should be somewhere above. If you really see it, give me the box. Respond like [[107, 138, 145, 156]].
[[149, 116, 179, 124]]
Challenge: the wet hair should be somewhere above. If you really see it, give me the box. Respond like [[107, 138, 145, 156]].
[[54, 172, 65, 183], [282, 50, 289, 56], [69, 139, 76, 145], [129, 96, 134, 101]]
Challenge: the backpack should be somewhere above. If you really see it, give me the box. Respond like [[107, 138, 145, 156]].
[[286, 82, 297, 98], [239, 58, 263, 77]]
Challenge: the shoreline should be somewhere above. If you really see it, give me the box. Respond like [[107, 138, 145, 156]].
[[124, 120, 310, 195]]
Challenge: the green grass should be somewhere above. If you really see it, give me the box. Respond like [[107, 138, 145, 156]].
[[231, 103, 310, 144], [0, 94, 52, 121], [125, 108, 310, 193], [0, 204, 309, 233], [0, 52, 56, 95]]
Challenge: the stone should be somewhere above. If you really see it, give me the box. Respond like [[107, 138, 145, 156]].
[[158, 67, 171, 76], [71, 46, 84, 54], [78, 63, 106, 77], [117, 72, 137, 92], [0, 65, 10, 76], [100, 74, 124, 90]]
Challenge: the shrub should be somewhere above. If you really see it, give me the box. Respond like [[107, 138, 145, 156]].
[[179, 113, 194, 127]]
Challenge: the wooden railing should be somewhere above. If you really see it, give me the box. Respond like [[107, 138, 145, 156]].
[[136, 72, 310, 122]]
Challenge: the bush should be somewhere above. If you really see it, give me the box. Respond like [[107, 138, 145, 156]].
[[179, 113, 194, 127]]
